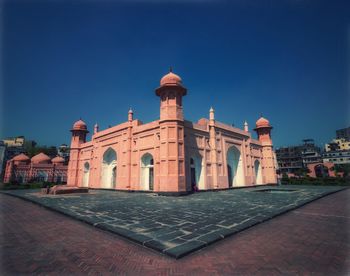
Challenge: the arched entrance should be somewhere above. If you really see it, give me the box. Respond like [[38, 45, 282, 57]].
[[141, 153, 154, 191], [101, 148, 117, 189], [37, 171, 48, 182], [83, 162, 90, 187], [315, 164, 329, 178], [190, 155, 203, 191], [16, 172, 26, 183], [254, 160, 263, 184], [227, 146, 244, 186], [227, 165, 233, 187]]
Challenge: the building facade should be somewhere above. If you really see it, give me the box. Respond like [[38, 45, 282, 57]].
[[336, 127, 350, 141], [276, 139, 322, 174], [4, 153, 67, 184], [67, 70, 277, 193], [0, 141, 6, 181], [323, 150, 350, 165], [323, 127, 350, 165], [58, 144, 70, 162], [325, 138, 350, 152], [2, 136, 25, 147]]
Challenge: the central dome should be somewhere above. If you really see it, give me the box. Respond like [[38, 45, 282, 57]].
[[160, 71, 182, 86]]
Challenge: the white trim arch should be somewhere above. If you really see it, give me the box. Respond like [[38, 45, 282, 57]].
[[140, 153, 154, 191], [226, 145, 244, 187], [83, 162, 90, 187], [190, 155, 204, 190], [101, 148, 117, 189], [254, 160, 263, 184], [37, 171, 48, 182]]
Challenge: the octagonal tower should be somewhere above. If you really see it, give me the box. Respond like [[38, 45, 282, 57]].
[[155, 68, 187, 192]]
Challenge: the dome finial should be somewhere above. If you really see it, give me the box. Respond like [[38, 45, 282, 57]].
[[169, 66, 173, 73]]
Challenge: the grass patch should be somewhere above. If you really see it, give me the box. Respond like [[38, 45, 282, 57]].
[[0, 182, 59, 190], [281, 177, 350, 186]]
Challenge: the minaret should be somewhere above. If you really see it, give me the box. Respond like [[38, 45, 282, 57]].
[[244, 121, 249, 132], [209, 107, 218, 188], [156, 67, 187, 121], [128, 108, 133, 122], [155, 68, 187, 192], [94, 123, 99, 134], [67, 119, 89, 186], [254, 116, 277, 184], [126, 108, 133, 189]]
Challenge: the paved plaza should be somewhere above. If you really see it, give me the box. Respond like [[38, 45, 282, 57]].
[[2, 185, 345, 258], [1, 187, 349, 275]]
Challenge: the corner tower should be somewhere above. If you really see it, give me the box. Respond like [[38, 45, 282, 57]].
[[254, 116, 277, 184], [155, 69, 187, 192], [67, 119, 89, 186]]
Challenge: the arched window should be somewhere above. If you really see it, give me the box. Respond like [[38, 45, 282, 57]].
[[101, 148, 117, 189]]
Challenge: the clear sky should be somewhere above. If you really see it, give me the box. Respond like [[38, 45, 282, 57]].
[[1, 0, 349, 148]]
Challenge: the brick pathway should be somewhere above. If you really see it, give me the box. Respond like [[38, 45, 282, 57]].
[[1, 186, 344, 258], [1, 188, 349, 275]]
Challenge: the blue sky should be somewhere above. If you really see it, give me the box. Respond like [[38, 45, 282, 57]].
[[2, 0, 349, 148]]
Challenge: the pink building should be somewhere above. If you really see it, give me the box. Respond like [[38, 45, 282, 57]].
[[4, 153, 67, 184], [67, 70, 277, 194]]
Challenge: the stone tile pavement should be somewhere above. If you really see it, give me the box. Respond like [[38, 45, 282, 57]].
[[1, 185, 345, 258], [1, 187, 349, 275]]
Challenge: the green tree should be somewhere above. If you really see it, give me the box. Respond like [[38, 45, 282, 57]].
[[333, 164, 350, 178], [294, 167, 310, 178]]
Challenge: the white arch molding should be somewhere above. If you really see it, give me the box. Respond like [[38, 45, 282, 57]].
[[37, 170, 48, 182], [254, 160, 263, 184], [227, 146, 244, 187], [83, 162, 90, 187], [140, 153, 154, 191], [101, 148, 117, 189], [190, 155, 204, 190]]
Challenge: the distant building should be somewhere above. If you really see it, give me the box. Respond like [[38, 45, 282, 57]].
[[2, 136, 25, 147], [4, 153, 67, 184], [300, 139, 322, 165], [323, 150, 350, 165], [276, 139, 322, 174], [336, 127, 350, 141], [0, 141, 6, 181], [325, 138, 350, 152], [307, 162, 336, 178], [57, 144, 70, 162], [275, 146, 303, 174], [323, 127, 350, 165]]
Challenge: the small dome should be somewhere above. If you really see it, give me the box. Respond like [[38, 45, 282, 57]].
[[256, 116, 271, 128], [31, 152, 51, 164], [160, 71, 182, 86], [13, 153, 30, 162], [52, 156, 65, 164], [72, 119, 87, 131]]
